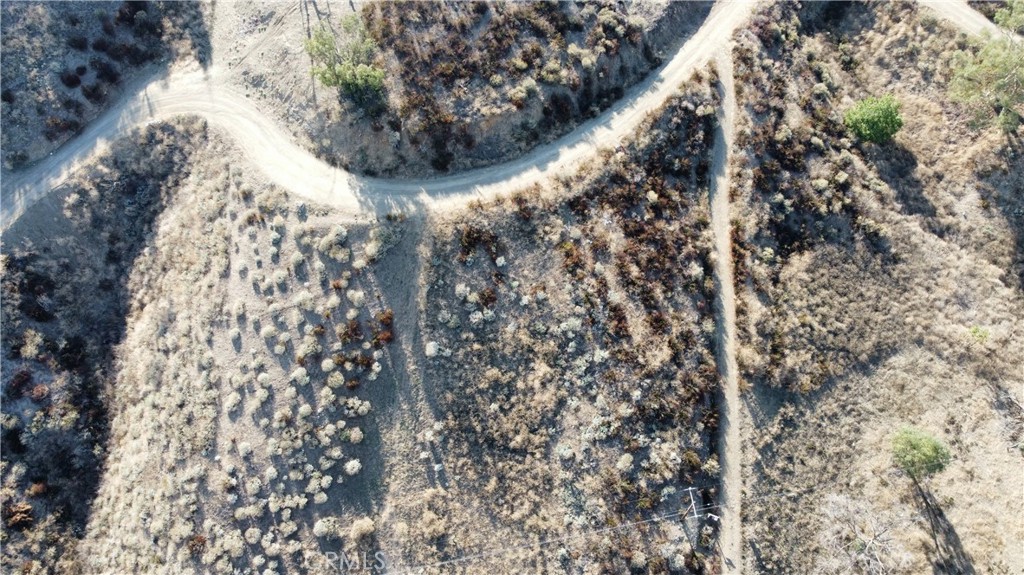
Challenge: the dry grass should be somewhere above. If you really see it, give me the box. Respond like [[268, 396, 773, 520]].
[[728, 2, 1024, 573], [0, 53, 730, 575], [396, 74, 726, 573]]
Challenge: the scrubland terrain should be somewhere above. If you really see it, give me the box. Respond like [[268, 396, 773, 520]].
[[0, 1, 210, 170], [727, 2, 1024, 573], [2, 119, 402, 574], [3, 0, 1023, 574], [216, 0, 712, 176], [394, 75, 724, 573], [1, 118, 211, 573], [1, 64, 730, 573]]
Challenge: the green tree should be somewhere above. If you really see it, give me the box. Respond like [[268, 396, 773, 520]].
[[892, 427, 951, 481], [844, 95, 903, 143], [305, 16, 386, 112], [995, 0, 1024, 35], [948, 0, 1023, 132], [950, 37, 1024, 133], [337, 14, 377, 65], [305, 26, 339, 72]]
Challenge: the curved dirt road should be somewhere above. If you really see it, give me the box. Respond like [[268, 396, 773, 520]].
[[1, 0, 756, 230]]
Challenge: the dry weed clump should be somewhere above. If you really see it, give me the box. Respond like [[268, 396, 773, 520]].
[[413, 75, 724, 573]]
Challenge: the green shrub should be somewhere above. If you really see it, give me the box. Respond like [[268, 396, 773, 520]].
[[305, 16, 386, 111], [336, 62, 385, 103], [844, 95, 903, 143], [892, 427, 950, 480]]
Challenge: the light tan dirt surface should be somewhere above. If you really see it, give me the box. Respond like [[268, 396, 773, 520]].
[[709, 51, 742, 575]]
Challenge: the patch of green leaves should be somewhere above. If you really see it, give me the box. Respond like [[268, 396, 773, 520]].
[[892, 427, 951, 481], [305, 15, 386, 112], [844, 95, 903, 144]]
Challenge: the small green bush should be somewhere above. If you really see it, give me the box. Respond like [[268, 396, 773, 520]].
[[892, 427, 950, 480], [844, 95, 903, 143]]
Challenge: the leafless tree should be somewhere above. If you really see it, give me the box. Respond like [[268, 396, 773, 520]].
[[815, 493, 914, 575]]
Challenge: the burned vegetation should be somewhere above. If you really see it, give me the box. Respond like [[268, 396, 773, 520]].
[[318, 0, 712, 175], [411, 74, 726, 572], [1, 119, 208, 574]]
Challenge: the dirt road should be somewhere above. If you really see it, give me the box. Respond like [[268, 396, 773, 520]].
[[708, 51, 741, 574], [1, 0, 756, 230]]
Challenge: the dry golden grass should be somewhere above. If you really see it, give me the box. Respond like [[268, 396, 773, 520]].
[[730, 2, 1024, 573]]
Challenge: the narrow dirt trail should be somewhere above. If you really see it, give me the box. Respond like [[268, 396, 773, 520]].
[[709, 52, 741, 574], [704, 3, 1009, 572]]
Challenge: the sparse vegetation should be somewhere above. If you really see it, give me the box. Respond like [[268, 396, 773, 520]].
[[1, 118, 210, 573], [286, 1, 714, 175], [4, 1, 1023, 574], [734, 3, 1024, 573], [415, 73, 723, 572], [0, 1, 212, 168], [1, 114, 401, 573]]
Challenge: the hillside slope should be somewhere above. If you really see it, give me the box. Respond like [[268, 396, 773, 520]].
[[727, 2, 1024, 573]]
